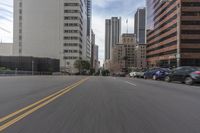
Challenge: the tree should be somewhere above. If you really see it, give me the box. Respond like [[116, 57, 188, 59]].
[[110, 62, 121, 74], [90, 68, 95, 75], [102, 69, 110, 76], [81, 60, 90, 70], [74, 60, 90, 73], [74, 60, 82, 72]]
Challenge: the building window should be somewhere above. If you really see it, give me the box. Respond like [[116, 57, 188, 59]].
[[19, 16, 22, 20], [182, 11, 200, 16], [19, 29, 22, 34], [19, 35, 22, 40], [64, 30, 79, 33], [19, 9, 22, 14], [182, 2, 200, 7], [64, 43, 79, 46], [64, 3, 79, 6], [64, 16, 79, 20], [147, 24, 177, 42], [19, 22, 22, 28], [19, 2, 22, 7], [182, 39, 200, 44], [147, 15, 177, 37], [181, 48, 200, 53], [148, 32, 177, 48], [64, 23, 79, 27], [182, 21, 200, 25], [64, 56, 78, 60], [64, 50, 78, 53], [64, 36, 79, 40], [64, 10, 80, 13], [181, 30, 200, 34], [19, 42, 22, 46]]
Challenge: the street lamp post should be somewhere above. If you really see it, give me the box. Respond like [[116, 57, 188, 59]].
[[163, 0, 181, 67], [176, 3, 181, 67], [168, 57, 171, 67], [32, 60, 34, 75]]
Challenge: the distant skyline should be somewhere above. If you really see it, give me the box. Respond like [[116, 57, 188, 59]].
[[0, 0, 145, 63], [92, 0, 145, 62]]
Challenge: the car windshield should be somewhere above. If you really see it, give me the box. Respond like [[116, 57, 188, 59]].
[[190, 67, 200, 71], [161, 68, 171, 72]]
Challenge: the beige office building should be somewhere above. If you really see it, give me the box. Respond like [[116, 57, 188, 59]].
[[135, 44, 147, 69], [111, 34, 137, 73]]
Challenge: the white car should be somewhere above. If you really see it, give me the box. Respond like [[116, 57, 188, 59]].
[[129, 72, 137, 77]]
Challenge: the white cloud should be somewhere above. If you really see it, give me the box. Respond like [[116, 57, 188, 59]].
[[92, 15, 105, 64], [93, 0, 119, 7], [0, 0, 13, 43], [0, 19, 13, 39]]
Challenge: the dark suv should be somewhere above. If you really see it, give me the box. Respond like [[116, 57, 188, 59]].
[[164, 66, 200, 85]]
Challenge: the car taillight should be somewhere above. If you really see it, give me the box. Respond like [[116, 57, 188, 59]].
[[193, 71, 200, 75]]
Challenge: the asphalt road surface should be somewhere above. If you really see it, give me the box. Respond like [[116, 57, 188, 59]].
[[1, 76, 200, 133]]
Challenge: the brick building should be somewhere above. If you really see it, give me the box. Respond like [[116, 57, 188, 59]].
[[146, 0, 200, 67]]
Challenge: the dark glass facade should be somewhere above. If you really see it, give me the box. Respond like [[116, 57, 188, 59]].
[[0, 56, 60, 73]]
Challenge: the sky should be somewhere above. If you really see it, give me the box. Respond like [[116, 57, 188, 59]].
[[92, 0, 145, 63], [0, 0, 13, 43], [0, 0, 145, 63]]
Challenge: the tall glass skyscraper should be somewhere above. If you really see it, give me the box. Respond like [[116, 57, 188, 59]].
[[134, 8, 146, 44], [105, 17, 121, 60]]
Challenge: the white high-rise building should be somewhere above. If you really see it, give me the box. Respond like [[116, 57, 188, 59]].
[[13, 0, 90, 73]]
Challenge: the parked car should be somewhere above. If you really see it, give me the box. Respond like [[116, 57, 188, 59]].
[[144, 68, 171, 80], [136, 70, 146, 78], [115, 72, 126, 77], [164, 66, 200, 85], [129, 71, 137, 78]]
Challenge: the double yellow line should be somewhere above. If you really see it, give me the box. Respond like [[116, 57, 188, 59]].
[[0, 77, 89, 132]]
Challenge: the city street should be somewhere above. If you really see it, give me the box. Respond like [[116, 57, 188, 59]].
[[1, 76, 200, 133]]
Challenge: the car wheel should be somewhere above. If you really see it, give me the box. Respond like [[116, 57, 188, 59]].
[[184, 77, 194, 85], [165, 76, 171, 82], [153, 75, 157, 80]]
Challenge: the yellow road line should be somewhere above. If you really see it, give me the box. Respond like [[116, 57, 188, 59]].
[[0, 77, 89, 132], [0, 78, 87, 123]]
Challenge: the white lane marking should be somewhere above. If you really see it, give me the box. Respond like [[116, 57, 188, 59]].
[[125, 81, 137, 87]]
